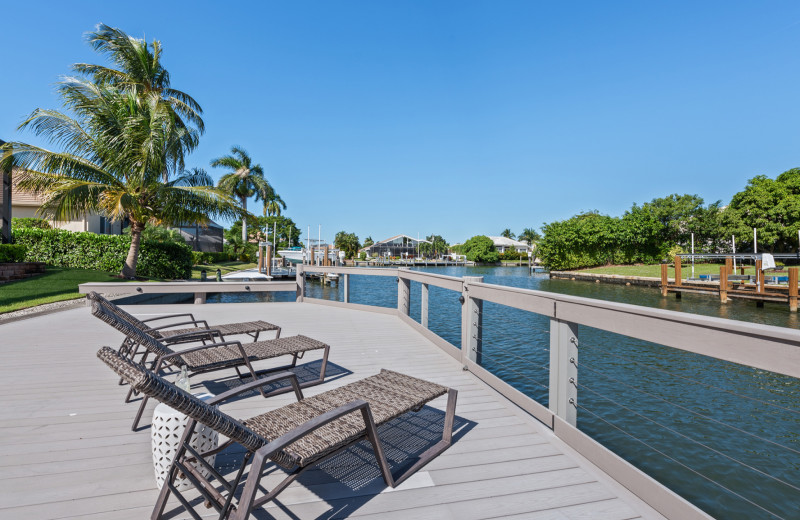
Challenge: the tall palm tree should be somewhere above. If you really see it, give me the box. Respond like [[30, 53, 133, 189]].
[[500, 228, 515, 239], [255, 182, 286, 218], [74, 24, 204, 180], [212, 146, 271, 243], [0, 26, 240, 277]]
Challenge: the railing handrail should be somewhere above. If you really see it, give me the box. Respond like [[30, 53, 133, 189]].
[[301, 265, 398, 276], [79, 281, 297, 293], [398, 267, 463, 292], [466, 280, 800, 378]]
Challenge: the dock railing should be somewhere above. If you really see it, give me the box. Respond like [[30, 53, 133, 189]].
[[80, 266, 800, 519]]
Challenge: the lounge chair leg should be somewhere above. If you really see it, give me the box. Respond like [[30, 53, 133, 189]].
[[132, 395, 149, 431], [363, 388, 458, 488], [275, 327, 281, 339], [230, 451, 270, 520]]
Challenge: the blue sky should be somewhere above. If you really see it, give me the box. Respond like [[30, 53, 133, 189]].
[[2, 1, 799, 245]]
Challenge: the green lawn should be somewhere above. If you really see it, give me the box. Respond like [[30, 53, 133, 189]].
[[190, 261, 257, 280], [0, 267, 121, 314], [577, 263, 756, 279]]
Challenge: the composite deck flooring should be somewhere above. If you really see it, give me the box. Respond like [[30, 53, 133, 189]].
[[0, 301, 666, 519]]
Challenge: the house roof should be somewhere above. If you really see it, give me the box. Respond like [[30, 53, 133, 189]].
[[10, 171, 46, 207], [487, 236, 531, 248], [365, 234, 432, 248]]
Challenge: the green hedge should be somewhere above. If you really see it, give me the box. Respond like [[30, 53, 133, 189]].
[[0, 244, 28, 263], [12, 228, 192, 279], [191, 251, 234, 265]]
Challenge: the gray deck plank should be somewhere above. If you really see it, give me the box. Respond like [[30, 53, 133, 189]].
[[0, 301, 666, 519]]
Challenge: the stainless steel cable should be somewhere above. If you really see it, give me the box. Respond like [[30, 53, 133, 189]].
[[578, 340, 800, 416], [576, 360, 800, 457], [576, 379, 800, 493], [576, 404, 786, 520]]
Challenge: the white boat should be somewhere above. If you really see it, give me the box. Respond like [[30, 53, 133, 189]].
[[277, 247, 340, 265], [221, 268, 272, 281]]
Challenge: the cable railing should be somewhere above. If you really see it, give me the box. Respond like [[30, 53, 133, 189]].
[[80, 265, 800, 520]]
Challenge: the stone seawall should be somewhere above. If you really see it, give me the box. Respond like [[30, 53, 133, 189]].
[[549, 271, 671, 287]]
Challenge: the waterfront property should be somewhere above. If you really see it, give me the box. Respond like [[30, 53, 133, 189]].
[[360, 234, 431, 259], [72, 265, 800, 519], [487, 235, 532, 254]]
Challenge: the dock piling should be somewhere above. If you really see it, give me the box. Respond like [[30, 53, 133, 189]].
[[660, 264, 668, 297], [790, 267, 798, 312], [719, 265, 728, 303], [675, 257, 682, 288]]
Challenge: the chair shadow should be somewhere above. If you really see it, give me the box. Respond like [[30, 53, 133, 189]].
[[161, 405, 476, 519], [201, 360, 352, 402]]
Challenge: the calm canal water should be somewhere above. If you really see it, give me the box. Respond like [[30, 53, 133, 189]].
[[207, 266, 799, 520]]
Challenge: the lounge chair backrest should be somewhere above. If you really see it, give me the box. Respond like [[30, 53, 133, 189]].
[[86, 291, 152, 331], [97, 346, 267, 451], [90, 300, 173, 358]]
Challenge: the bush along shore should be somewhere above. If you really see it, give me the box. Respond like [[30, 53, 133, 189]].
[[12, 228, 192, 279]]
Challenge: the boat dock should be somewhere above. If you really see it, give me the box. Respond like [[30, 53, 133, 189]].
[[660, 257, 799, 311]]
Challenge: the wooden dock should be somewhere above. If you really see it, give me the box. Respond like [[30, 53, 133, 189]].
[[0, 301, 665, 519], [661, 257, 798, 311]]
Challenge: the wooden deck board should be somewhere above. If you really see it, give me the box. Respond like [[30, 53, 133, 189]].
[[0, 301, 665, 519]]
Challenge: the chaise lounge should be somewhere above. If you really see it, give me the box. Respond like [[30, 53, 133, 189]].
[[91, 299, 331, 430], [97, 346, 458, 520]]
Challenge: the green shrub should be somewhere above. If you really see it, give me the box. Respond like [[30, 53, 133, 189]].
[[11, 217, 51, 229], [191, 251, 233, 265], [462, 235, 500, 263], [12, 228, 192, 279], [0, 244, 28, 263]]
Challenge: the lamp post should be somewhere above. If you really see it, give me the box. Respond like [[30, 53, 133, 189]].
[[0, 139, 11, 244]]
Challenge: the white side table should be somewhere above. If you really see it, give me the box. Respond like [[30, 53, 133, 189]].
[[151, 394, 219, 491]]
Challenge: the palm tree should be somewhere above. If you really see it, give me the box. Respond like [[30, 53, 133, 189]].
[[518, 227, 541, 246], [2, 87, 241, 277], [74, 24, 205, 180], [500, 228, 515, 239], [256, 183, 286, 217], [1, 26, 240, 277], [212, 146, 272, 243]]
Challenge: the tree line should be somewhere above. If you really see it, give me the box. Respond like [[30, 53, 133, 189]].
[[537, 168, 800, 270]]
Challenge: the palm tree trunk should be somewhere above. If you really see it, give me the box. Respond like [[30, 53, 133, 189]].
[[121, 221, 145, 278], [241, 195, 248, 244]]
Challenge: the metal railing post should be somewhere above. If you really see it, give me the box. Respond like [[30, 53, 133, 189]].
[[549, 317, 579, 427], [295, 264, 305, 302], [421, 283, 429, 328], [343, 273, 350, 303], [397, 272, 410, 316], [462, 276, 484, 365]]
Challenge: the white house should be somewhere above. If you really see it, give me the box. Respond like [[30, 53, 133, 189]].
[[487, 236, 532, 253]]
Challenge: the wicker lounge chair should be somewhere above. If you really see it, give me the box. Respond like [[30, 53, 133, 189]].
[[91, 300, 330, 430], [97, 346, 457, 520], [87, 291, 281, 346]]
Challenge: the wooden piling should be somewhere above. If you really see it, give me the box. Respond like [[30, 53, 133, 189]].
[[265, 245, 272, 277], [789, 267, 798, 312], [323, 246, 330, 267], [725, 257, 733, 275], [675, 256, 682, 287], [756, 259, 763, 293], [660, 264, 668, 297], [719, 265, 728, 303], [309, 247, 315, 266], [257, 245, 264, 272]]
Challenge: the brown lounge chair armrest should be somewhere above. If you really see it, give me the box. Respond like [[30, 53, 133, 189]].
[[140, 312, 197, 324], [161, 329, 223, 344], [207, 371, 302, 405], [256, 400, 368, 457], [148, 319, 210, 332], [234, 400, 371, 519]]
